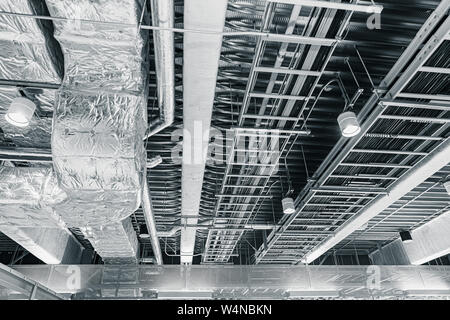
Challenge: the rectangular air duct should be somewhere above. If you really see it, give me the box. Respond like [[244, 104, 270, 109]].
[[0, 167, 83, 264], [0, 0, 62, 83], [45, 0, 149, 263]]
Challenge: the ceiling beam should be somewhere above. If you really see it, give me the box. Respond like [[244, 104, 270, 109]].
[[180, 0, 228, 264]]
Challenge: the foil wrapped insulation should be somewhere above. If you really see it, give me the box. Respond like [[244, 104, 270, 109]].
[[0, 86, 54, 149], [46, 0, 148, 93], [44, 0, 149, 262], [0, 166, 66, 228], [0, 225, 83, 264], [51, 88, 147, 227], [0, 0, 62, 83], [81, 218, 139, 264]]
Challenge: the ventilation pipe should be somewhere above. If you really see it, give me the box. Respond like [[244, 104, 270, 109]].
[[0, 167, 83, 264], [142, 167, 163, 265], [144, 0, 175, 138], [302, 137, 450, 264], [46, 0, 150, 264], [140, 0, 176, 265]]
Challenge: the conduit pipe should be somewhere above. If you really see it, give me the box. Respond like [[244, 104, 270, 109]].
[[158, 223, 275, 237], [302, 137, 450, 264], [142, 167, 163, 265], [144, 0, 175, 139], [141, 0, 176, 265]]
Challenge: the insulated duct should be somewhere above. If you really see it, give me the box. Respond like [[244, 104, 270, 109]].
[[0, 0, 62, 83], [0, 166, 83, 264], [138, 0, 176, 265], [0, 166, 65, 228], [82, 218, 139, 264], [46, 0, 149, 263]]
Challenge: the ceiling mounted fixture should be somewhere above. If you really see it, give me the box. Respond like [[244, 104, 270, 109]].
[[5, 97, 36, 127], [400, 230, 413, 243], [139, 224, 150, 239], [337, 111, 361, 137], [282, 197, 295, 214]]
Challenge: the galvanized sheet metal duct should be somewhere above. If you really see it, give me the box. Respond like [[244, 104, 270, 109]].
[[46, 0, 149, 263]]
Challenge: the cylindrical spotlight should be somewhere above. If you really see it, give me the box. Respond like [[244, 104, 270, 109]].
[[282, 197, 295, 214], [337, 111, 361, 137], [5, 97, 36, 127], [399, 230, 413, 243]]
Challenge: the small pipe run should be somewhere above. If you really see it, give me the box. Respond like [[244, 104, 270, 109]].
[[142, 167, 163, 265], [140, 0, 176, 265], [145, 0, 175, 139], [157, 223, 276, 237]]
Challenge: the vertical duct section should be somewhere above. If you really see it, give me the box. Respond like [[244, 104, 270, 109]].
[[0, 0, 62, 83], [46, 0, 149, 263], [0, 167, 83, 264], [180, 0, 228, 264]]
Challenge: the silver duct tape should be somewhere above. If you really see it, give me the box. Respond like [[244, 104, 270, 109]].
[[81, 218, 139, 264], [0, 0, 62, 83], [0, 86, 54, 148], [0, 166, 66, 228], [45, 0, 147, 42], [52, 89, 146, 227]]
